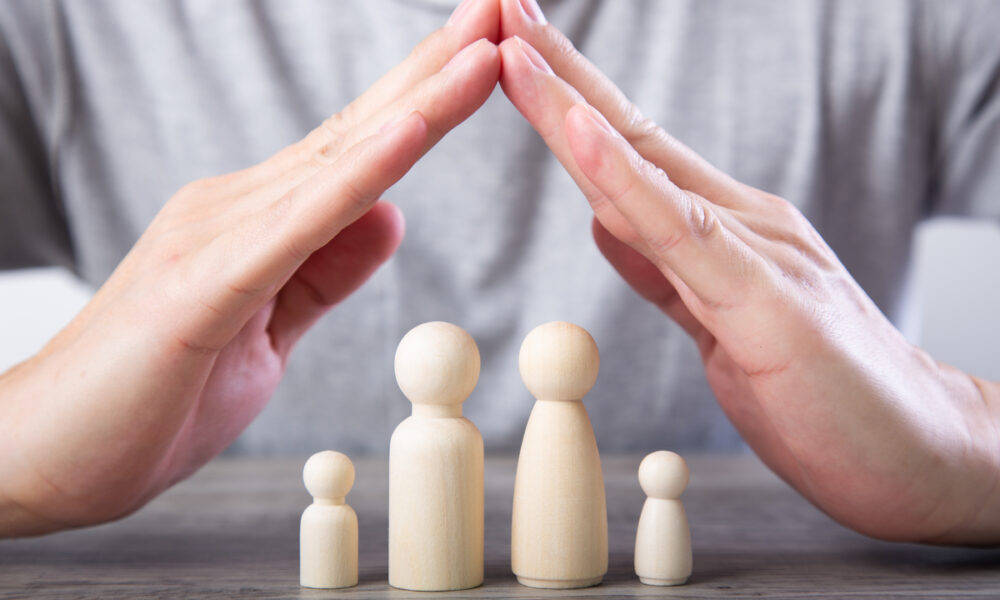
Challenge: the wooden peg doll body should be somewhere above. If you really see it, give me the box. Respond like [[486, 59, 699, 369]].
[[634, 450, 692, 586], [389, 321, 484, 591]]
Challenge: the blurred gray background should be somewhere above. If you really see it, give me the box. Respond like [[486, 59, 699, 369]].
[[1, 218, 997, 382]]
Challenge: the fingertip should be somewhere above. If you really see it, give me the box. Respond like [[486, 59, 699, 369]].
[[476, 37, 503, 78], [591, 215, 616, 259], [378, 201, 407, 251], [409, 109, 430, 134], [565, 102, 594, 133], [337, 201, 406, 262], [381, 110, 429, 150], [442, 37, 500, 74], [567, 102, 619, 140], [497, 37, 521, 79], [498, 36, 558, 113], [483, 0, 503, 44], [447, 0, 501, 44], [499, 0, 546, 40], [498, 36, 553, 79], [438, 41, 501, 116], [591, 214, 611, 245], [591, 212, 637, 260]]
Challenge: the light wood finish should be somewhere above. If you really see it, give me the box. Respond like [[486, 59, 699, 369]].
[[4, 454, 1000, 598], [300, 451, 358, 589], [388, 322, 484, 591], [511, 322, 608, 588], [635, 450, 692, 585]]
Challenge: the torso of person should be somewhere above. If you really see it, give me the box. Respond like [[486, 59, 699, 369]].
[[1, 0, 998, 454]]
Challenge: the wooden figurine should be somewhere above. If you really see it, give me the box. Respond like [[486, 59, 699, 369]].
[[634, 450, 693, 586], [511, 321, 608, 589], [300, 450, 358, 589], [389, 321, 485, 591]]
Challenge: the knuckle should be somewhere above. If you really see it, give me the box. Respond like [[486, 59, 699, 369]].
[[404, 30, 451, 78], [648, 194, 721, 258], [320, 112, 346, 140], [301, 113, 346, 167], [623, 112, 663, 149], [409, 33, 439, 66], [551, 33, 582, 67], [257, 194, 314, 262], [648, 229, 687, 258], [174, 177, 215, 200], [607, 170, 638, 205], [279, 233, 310, 263], [339, 177, 373, 212], [759, 190, 801, 220], [687, 195, 721, 241]]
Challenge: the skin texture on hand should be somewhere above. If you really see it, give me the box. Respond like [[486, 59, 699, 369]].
[[0, 0, 502, 537], [497, 0, 1000, 545]]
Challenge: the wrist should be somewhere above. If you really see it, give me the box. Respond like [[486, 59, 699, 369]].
[[0, 359, 60, 537], [922, 369, 1000, 544]]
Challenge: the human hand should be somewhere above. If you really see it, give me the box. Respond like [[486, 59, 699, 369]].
[[498, 0, 1000, 544], [0, 0, 501, 537]]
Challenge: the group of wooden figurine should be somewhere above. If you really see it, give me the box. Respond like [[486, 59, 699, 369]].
[[300, 321, 692, 591]]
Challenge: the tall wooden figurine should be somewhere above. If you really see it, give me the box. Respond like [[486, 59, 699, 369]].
[[634, 450, 692, 586], [300, 451, 358, 589], [389, 321, 484, 591], [511, 321, 608, 589]]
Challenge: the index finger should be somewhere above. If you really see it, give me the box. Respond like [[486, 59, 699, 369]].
[[211, 0, 501, 197], [498, 0, 741, 201], [336, 0, 501, 128]]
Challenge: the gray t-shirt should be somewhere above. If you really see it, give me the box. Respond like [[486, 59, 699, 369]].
[[1, 0, 998, 455]]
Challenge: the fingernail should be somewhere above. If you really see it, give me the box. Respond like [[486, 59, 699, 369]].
[[378, 111, 416, 135], [579, 103, 619, 138], [518, 0, 547, 24], [514, 37, 553, 74], [447, 0, 476, 27], [441, 39, 485, 73]]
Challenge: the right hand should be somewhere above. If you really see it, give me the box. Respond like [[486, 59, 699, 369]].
[[0, 0, 501, 537], [496, 0, 1000, 544]]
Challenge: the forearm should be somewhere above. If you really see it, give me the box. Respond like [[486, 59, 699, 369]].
[[0, 339, 170, 538], [0, 360, 63, 537]]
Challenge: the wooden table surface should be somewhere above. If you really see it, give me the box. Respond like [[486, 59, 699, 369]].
[[2, 454, 999, 599]]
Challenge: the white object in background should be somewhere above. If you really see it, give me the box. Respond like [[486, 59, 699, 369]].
[[0, 268, 91, 372], [634, 450, 692, 586], [914, 220, 1000, 380], [389, 321, 484, 591], [300, 451, 358, 589], [511, 321, 608, 589]]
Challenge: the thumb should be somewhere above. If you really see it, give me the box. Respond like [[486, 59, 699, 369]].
[[268, 202, 405, 357]]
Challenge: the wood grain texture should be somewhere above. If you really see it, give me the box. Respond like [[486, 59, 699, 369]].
[[390, 320, 484, 591], [512, 321, 607, 588], [2, 454, 1000, 599]]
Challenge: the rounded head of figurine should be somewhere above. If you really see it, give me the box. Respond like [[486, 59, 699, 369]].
[[518, 321, 600, 401], [638, 450, 689, 499], [303, 450, 355, 500], [394, 321, 481, 406]]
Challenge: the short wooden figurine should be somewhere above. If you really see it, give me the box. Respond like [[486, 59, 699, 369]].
[[300, 450, 358, 589], [634, 450, 693, 586]]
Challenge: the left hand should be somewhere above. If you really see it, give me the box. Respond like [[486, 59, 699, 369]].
[[0, 1, 501, 537], [497, 0, 1000, 544]]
